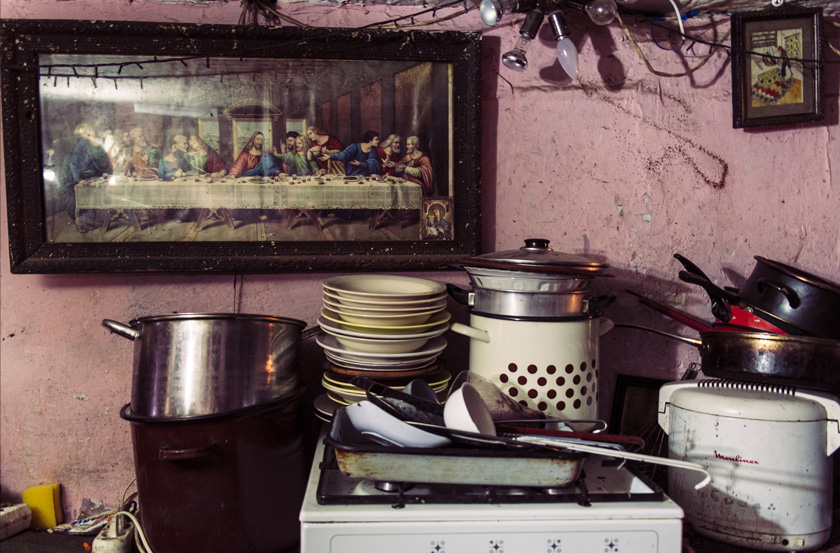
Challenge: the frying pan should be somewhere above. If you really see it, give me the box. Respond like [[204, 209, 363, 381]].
[[739, 256, 840, 340], [614, 323, 840, 393], [676, 270, 790, 334]]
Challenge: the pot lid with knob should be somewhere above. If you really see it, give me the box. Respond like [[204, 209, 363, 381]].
[[460, 238, 610, 276]]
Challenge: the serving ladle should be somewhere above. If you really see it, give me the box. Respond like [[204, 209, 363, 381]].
[[443, 381, 712, 489]]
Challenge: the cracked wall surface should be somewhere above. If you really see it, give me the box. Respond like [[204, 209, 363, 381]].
[[1, 0, 838, 516]]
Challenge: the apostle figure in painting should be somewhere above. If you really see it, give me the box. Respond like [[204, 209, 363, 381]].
[[276, 135, 320, 176], [321, 131, 382, 177], [187, 135, 227, 178], [306, 126, 344, 175], [377, 134, 401, 176], [229, 131, 280, 178], [159, 144, 187, 180], [395, 136, 434, 196], [57, 123, 111, 233], [123, 127, 162, 177], [283, 131, 300, 155]]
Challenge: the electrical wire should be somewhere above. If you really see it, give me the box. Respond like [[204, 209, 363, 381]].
[[615, 11, 726, 78], [111, 510, 154, 553], [664, 0, 686, 37]]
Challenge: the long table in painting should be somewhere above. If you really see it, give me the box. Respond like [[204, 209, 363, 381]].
[[75, 174, 423, 233]]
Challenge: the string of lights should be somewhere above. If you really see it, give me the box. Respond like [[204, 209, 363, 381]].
[[33, 0, 840, 87]]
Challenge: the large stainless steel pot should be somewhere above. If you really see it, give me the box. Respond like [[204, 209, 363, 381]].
[[120, 389, 307, 553], [103, 313, 305, 418]]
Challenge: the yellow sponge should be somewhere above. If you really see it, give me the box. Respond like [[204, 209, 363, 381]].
[[21, 483, 63, 529]]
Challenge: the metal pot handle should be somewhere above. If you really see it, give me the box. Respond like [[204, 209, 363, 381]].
[[792, 389, 840, 456], [446, 283, 474, 307], [756, 278, 801, 309], [159, 442, 220, 461], [102, 319, 139, 340], [449, 322, 490, 343]]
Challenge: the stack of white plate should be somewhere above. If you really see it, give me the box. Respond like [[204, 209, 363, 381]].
[[314, 275, 451, 420]]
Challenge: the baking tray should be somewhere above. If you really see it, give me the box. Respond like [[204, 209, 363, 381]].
[[324, 432, 585, 487]]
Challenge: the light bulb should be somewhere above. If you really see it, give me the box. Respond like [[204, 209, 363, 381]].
[[480, 0, 503, 26], [502, 36, 532, 71], [547, 10, 578, 80], [501, 8, 544, 72], [585, 0, 617, 25], [555, 37, 579, 78]]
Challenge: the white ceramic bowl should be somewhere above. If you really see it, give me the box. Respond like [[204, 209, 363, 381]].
[[323, 289, 448, 308], [322, 296, 447, 314], [318, 315, 449, 340], [321, 308, 451, 333], [325, 351, 441, 370], [317, 334, 447, 360], [343, 401, 451, 448], [443, 383, 497, 435], [330, 306, 443, 327], [323, 275, 446, 302], [327, 331, 430, 354]]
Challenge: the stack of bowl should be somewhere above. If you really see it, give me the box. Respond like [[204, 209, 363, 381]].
[[314, 275, 451, 421]]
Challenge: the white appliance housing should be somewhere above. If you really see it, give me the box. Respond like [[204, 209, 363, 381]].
[[450, 315, 611, 420], [299, 432, 684, 553], [659, 379, 840, 552]]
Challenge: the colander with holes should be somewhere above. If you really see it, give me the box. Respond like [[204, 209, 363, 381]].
[[450, 314, 612, 420]]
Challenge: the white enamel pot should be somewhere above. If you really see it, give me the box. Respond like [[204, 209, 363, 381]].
[[450, 315, 613, 420]]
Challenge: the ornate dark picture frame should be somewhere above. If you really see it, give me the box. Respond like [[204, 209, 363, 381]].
[[1, 19, 482, 273], [731, 7, 823, 129]]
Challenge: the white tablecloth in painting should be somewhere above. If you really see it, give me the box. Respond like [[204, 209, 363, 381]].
[[75, 174, 422, 217]]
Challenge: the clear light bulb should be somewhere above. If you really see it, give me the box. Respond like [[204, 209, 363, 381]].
[[555, 37, 579, 78], [502, 36, 531, 71], [501, 8, 543, 72], [480, 0, 502, 26], [585, 0, 617, 25]]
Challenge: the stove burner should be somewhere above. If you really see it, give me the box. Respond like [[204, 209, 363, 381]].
[[374, 481, 414, 493]]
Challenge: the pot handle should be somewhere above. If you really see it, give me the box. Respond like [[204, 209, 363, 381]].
[[446, 283, 474, 307], [449, 322, 490, 343], [756, 278, 801, 309], [792, 389, 840, 456], [612, 323, 703, 348], [102, 319, 139, 340], [159, 442, 220, 462]]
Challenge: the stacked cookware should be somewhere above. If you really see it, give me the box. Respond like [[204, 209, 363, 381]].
[[447, 239, 613, 421], [313, 275, 452, 421], [104, 314, 309, 553], [648, 256, 840, 552]]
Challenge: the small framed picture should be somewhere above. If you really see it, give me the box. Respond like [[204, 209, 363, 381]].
[[421, 198, 454, 240], [731, 7, 823, 128]]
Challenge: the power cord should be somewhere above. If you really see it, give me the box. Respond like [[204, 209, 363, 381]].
[[91, 478, 155, 553]]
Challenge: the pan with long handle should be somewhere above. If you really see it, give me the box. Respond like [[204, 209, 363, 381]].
[[613, 323, 840, 393]]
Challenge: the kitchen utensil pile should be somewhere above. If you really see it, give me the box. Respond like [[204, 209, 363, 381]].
[[314, 275, 451, 420], [621, 253, 840, 552]]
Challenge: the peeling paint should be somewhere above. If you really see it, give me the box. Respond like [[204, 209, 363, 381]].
[[73, 394, 88, 401]]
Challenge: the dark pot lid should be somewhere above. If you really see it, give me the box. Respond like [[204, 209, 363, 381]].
[[462, 239, 610, 275]]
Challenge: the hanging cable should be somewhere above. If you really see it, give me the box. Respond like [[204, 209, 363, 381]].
[[615, 11, 725, 78]]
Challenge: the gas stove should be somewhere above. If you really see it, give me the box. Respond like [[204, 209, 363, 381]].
[[300, 430, 685, 552]]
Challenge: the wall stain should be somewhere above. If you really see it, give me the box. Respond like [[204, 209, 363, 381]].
[[579, 84, 729, 190]]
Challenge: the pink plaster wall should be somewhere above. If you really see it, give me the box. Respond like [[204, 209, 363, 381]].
[[1, 0, 838, 519]]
